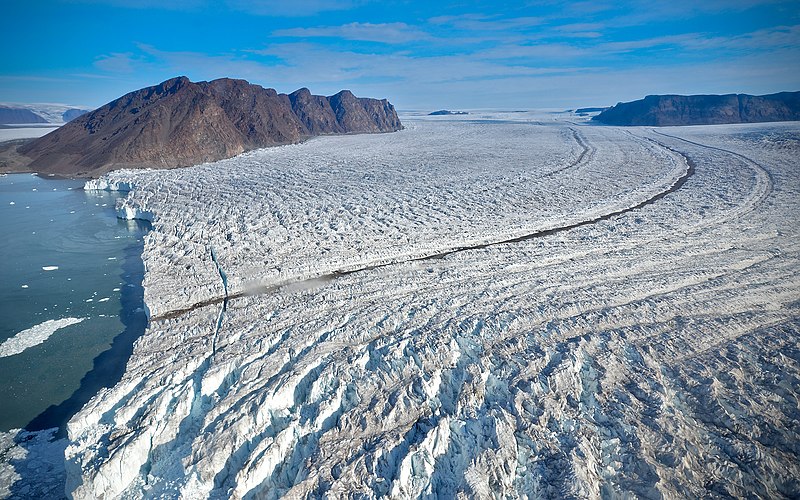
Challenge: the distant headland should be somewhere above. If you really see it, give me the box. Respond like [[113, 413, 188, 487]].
[[593, 91, 800, 126], [4, 77, 402, 178]]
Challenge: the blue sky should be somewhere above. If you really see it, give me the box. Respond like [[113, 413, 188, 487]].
[[3, 0, 799, 109]]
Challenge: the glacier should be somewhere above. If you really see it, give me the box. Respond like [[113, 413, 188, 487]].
[[6, 114, 800, 498]]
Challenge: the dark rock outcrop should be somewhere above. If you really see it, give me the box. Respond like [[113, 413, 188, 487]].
[[593, 92, 800, 126], [62, 108, 90, 122], [288, 87, 343, 135], [575, 107, 608, 114], [18, 76, 402, 177], [429, 110, 468, 116], [0, 106, 48, 124]]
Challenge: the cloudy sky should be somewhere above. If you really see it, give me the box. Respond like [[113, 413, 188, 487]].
[[3, 0, 799, 109]]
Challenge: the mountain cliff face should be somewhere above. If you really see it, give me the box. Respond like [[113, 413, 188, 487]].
[[593, 92, 800, 126], [18, 77, 402, 176]]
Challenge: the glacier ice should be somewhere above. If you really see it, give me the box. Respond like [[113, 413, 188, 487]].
[[0, 428, 67, 498], [11, 116, 800, 498], [83, 178, 136, 192]]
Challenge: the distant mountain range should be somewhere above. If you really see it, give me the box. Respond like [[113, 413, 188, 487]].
[[62, 108, 89, 122], [14, 76, 402, 177], [0, 106, 49, 124], [0, 104, 90, 124], [593, 92, 800, 126]]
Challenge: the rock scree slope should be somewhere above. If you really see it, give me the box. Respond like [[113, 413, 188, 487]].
[[17, 76, 402, 177], [594, 91, 800, 126]]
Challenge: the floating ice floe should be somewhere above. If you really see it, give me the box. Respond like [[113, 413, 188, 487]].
[[0, 317, 86, 357], [42, 266, 58, 271]]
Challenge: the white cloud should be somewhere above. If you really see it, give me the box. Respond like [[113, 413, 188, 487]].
[[71, 0, 207, 10], [593, 25, 800, 54], [428, 14, 546, 32], [71, 0, 372, 16], [226, 0, 369, 16], [274, 22, 431, 44], [94, 52, 139, 73], [608, 0, 796, 25], [63, 16, 800, 109]]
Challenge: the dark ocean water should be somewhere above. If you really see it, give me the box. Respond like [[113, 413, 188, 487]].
[[0, 173, 149, 432]]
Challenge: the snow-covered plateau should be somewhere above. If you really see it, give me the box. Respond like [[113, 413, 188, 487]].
[[7, 115, 800, 498]]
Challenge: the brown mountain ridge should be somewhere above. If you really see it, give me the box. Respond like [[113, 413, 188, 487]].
[[14, 76, 402, 177]]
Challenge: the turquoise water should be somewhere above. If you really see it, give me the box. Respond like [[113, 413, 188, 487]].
[[0, 174, 149, 431]]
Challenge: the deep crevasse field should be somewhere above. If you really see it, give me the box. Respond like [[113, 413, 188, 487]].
[[63, 116, 800, 498]]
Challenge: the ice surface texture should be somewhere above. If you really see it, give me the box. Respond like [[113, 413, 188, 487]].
[[68, 118, 800, 498]]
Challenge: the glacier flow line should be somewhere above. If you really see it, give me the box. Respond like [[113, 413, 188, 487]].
[[329, 138, 695, 274], [651, 129, 774, 203], [209, 245, 229, 355], [541, 127, 594, 178], [150, 136, 696, 323]]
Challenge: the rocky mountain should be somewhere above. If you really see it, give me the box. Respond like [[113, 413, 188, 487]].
[[0, 106, 48, 124], [62, 108, 90, 122], [593, 91, 800, 126], [17, 77, 402, 176]]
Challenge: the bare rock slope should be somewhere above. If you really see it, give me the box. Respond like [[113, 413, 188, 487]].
[[18, 76, 402, 176], [594, 91, 800, 126]]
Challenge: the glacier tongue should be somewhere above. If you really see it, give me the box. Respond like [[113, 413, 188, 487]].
[[63, 118, 800, 498]]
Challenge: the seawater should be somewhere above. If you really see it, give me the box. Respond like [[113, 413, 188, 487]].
[[0, 173, 149, 431]]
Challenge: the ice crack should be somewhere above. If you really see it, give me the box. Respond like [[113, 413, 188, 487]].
[[209, 245, 229, 355]]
